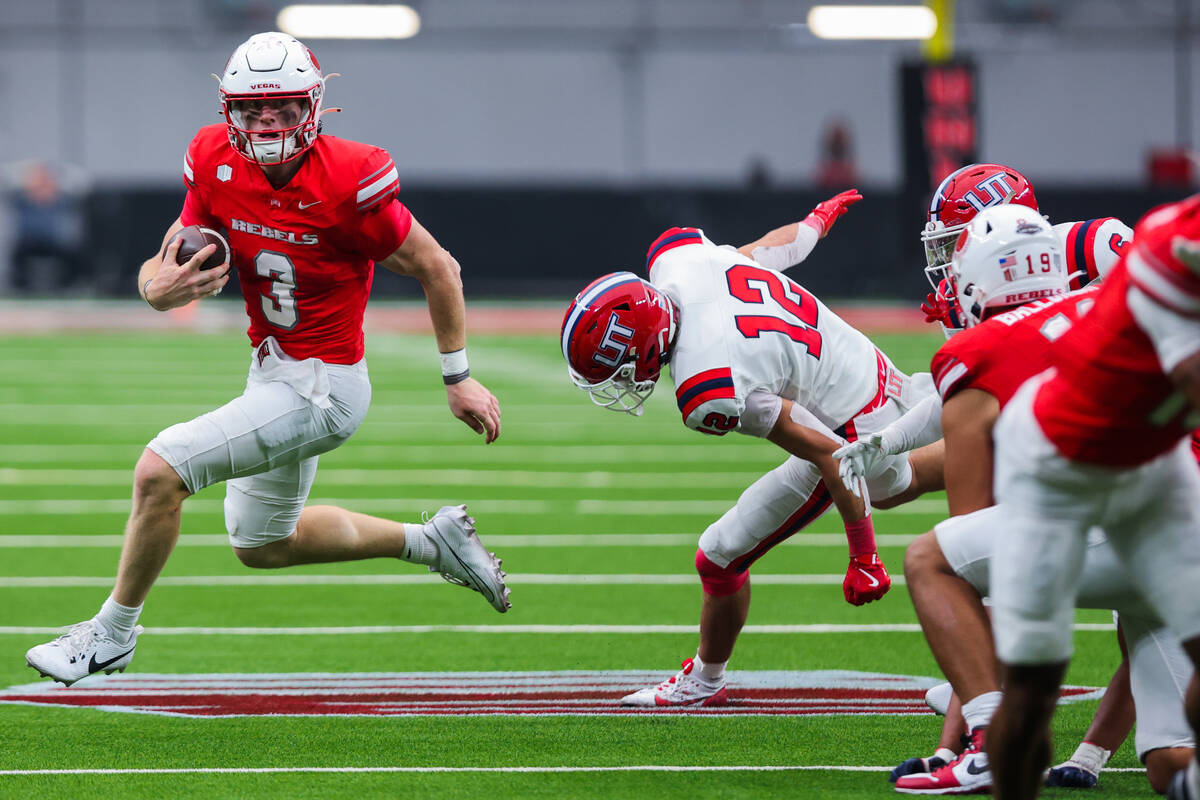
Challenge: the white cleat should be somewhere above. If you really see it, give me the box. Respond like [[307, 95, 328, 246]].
[[620, 658, 728, 707], [26, 620, 143, 686], [424, 504, 511, 613]]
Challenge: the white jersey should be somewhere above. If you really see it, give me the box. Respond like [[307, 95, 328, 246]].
[[646, 227, 891, 437], [1052, 217, 1132, 290]]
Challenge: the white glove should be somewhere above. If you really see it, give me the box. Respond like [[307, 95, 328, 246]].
[[833, 433, 888, 498]]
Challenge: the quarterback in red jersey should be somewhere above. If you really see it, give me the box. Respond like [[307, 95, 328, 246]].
[[839, 205, 1194, 795], [24, 32, 510, 687], [984, 196, 1200, 800]]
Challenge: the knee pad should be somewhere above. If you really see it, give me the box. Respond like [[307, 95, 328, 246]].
[[695, 548, 748, 597]]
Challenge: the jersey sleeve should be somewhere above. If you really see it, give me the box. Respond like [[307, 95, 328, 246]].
[[646, 227, 706, 281], [675, 367, 744, 436], [1063, 217, 1133, 290], [352, 148, 412, 261], [179, 137, 218, 228], [930, 333, 984, 402]]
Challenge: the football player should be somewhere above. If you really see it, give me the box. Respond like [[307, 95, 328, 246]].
[[561, 192, 946, 707], [838, 204, 1195, 795], [980, 197, 1200, 800], [919, 163, 1132, 334], [25, 32, 509, 687]]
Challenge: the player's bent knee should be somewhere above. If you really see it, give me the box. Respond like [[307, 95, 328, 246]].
[[903, 531, 945, 581], [132, 449, 188, 503], [695, 548, 748, 596], [1144, 747, 1193, 794]]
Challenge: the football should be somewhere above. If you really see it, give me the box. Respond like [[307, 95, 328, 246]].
[[168, 225, 230, 271]]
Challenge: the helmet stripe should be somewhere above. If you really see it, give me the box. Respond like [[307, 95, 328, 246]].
[[929, 165, 970, 215], [560, 272, 642, 362]]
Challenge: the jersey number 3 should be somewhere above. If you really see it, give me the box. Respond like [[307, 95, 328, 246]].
[[255, 250, 299, 330], [726, 264, 823, 358]]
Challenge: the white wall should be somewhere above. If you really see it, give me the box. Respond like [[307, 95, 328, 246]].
[[0, 0, 1193, 186]]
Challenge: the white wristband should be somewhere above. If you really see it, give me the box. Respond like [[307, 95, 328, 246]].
[[439, 348, 470, 385]]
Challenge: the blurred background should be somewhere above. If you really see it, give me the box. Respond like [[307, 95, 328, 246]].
[[0, 0, 1194, 303]]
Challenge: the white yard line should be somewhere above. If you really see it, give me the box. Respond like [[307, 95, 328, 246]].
[[0, 765, 1149, 776], [0, 498, 948, 516], [0, 533, 918, 548], [0, 623, 1117, 636], [0, 573, 904, 588]]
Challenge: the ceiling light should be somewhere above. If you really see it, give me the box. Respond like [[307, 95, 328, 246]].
[[277, 4, 421, 39], [808, 5, 938, 40]]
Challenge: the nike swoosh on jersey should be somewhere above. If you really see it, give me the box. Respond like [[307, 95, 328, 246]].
[[856, 568, 880, 588], [298, 200, 322, 209], [88, 644, 136, 674]]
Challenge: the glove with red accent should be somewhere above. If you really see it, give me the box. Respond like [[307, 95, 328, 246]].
[[805, 189, 862, 239], [920, 279, 965, 331], [843, 552, 891, 605]]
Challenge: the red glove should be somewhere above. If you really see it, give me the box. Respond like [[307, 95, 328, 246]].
[[920, 279, 964, 329], [805, 189, 862, 239], [843, 552, 891, 605]]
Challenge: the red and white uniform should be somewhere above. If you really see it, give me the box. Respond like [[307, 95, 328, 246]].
[[931, 288, 1098, 408], [182, 124, 412, 363], [150, 127, 414, 549], [646, 228, 932, 571], [989, 197, 1200, 666], [1053, 217, 1132, 291]]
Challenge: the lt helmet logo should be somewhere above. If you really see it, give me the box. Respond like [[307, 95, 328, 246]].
[[593, 313, 635, 369]]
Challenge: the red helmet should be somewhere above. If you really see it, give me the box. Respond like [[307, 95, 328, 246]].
[[561, 272, 678, 416], [922, 163, 1039, 289]]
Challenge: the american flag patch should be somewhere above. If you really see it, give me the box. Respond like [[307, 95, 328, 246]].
[[998, 253, 1018, 280]]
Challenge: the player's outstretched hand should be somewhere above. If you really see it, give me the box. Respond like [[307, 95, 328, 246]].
[[921, 279, 962, 328], [833, 433, 886, 497], [144, 238, 230, 310], [806, 189, 862, 239], [447, 377, 502, 444], [843, 552, 891, 605]]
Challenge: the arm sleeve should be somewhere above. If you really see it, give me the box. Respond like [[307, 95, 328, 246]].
[[877, 392, 944, 454], [353, 148, 411, 261], [750, 222, 819, 271]]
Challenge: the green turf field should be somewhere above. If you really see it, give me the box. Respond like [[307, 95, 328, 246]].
[[0, 328, 1159, 798]]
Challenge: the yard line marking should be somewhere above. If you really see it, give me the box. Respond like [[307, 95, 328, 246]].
[[0, 498, 948, 516], [0, 533, 919, 548], [0, 573, 907, 588], [0, 623, 1117, 635], [0, 468, 769, 490], [0, 766, 1150, 775]]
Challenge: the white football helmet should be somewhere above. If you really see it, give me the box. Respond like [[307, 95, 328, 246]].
[[948, 204, 1067, 327], [218, 32, 327, 165]]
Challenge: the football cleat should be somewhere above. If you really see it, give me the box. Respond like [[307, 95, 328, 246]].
[[424, 504, 511, 613], [26, 620, 143, 686], [895, 728, 991, 795], [1044, 764, 1099, 788], [620, 658, 728, 707], [891, 754, 951, 783], [924, 682, 953, 715]]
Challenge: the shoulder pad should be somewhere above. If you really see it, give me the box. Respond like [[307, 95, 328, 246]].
[[646, 227, 706, 273]]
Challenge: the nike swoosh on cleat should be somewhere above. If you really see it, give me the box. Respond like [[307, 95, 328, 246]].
[[856, 568, 880, 588], [88, 645, 136, 674], [965, 759, 990, 775]]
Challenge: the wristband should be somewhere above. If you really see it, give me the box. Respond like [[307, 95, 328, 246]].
[[844, 516, 877, 558], [142, 279, 157, 309], [440, 348, 470, 385]]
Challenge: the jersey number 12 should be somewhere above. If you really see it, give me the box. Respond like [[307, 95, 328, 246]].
[[726, 264, 823, 358]]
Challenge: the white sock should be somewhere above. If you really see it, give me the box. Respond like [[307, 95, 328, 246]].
[[400, 522, 437, 566], [95, 595, 142, 644], [961, 691, 1002, 732], [1187, 759, 1200, 799], [932, 747, 957, 765], [1062, 741, 1110, 775], [693, 653, 726, 683]]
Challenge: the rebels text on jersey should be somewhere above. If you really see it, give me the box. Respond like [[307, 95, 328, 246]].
[[1053, 217, 1132, 291], [181, 124, 413, 363], [1034, 199, 1200, 468], [931, 288, 1098, 407], [647, 228, 888, 436]]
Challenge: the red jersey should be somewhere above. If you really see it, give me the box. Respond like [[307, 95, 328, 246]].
[[931, 288, 1098, 407], [180, 124, 413, 363], [1034, 198, 1200, 467]]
